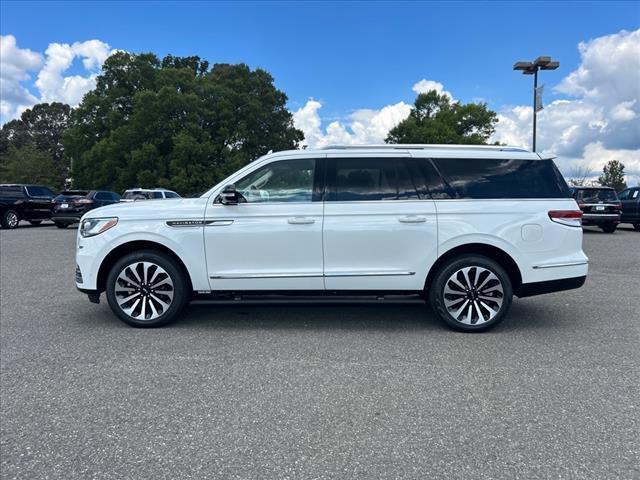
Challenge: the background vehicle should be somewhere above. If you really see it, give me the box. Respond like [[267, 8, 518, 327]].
[[76, 145, 587, 332], [120, 188, 181, 202], [51, 190, 121, 228], [617, 187, 640, 231], [0, 184, 56, 229], [570, 187, 622, 233]]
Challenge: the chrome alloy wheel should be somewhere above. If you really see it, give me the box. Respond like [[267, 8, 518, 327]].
[[443, 266, 504, 326], [6, 212, 18, 228], [114, 261, 174, 321]]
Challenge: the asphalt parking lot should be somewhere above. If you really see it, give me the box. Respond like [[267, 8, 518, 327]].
[[1, 224, 638, 479]]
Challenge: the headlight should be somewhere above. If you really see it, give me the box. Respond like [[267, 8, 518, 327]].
[[80, 217, 118, 237]]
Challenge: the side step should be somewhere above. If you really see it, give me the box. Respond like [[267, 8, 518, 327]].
[[191, 291, 425, 305]]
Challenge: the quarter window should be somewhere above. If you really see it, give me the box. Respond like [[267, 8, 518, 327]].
[[235, 159, 316, 203], [432, 158, 570, 199]]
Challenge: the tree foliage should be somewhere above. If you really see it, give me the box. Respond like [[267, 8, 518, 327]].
[[0, 103, 71, 189], [598, 160, 627, 191], [386, 90, 498, 145], [65, 52, 303, 194]]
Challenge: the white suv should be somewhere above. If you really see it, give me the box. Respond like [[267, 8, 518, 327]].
[[75, 145, 588, 332]]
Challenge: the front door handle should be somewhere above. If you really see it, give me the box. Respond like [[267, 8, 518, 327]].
[[399, 215, 427, 223], [288, 217, 315, 225]]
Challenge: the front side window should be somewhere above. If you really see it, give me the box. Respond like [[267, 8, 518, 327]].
[[235, 159, 316, 203], [432, 158, 570, 199], [330, 158, 419, 201]]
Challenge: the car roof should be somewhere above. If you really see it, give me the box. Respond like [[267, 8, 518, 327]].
[[572, 186, 615, 190], [261, 144, 541, 161]]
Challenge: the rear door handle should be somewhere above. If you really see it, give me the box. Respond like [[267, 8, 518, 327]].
[[399, 215, 427, 223], [288, 217, 315, 225]]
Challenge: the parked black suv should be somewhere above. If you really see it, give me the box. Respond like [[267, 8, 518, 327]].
[[617, 187, 640, 231], [51, 190, 121, 228], [570, 186, 622, 233], [0, 184, 56, 229]]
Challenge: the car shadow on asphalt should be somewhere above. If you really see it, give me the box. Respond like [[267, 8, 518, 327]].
[[163, 300, 561, 333]]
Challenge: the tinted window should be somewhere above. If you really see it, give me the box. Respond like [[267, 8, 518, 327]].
[[110, 192, 121, 201], [164, 191, 180, 198], [26, 186, 55, 197], [432, 158, 570, 199], [0, 186, 25, 197], [617, 189, 630, 200], [94, 192, 110, 200], [235, 159, 316, 203], [574, 189, 618, 203], [408, 159, 452, 199], [331, 158, 419, 201]]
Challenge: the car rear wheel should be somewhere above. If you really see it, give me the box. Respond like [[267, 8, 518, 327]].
[[601, 223, 617, 233], [29, 220, 42, 225], [106, 250, 188, 327], [633, 223, 640, 231], [429, 255, 513, 332], [1, 210, 20, 229]]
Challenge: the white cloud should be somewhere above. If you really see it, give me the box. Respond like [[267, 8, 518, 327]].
[[36, 40, 115, 106], [294, 100, 412, 148], [412, 79, 454, 100], [0, 35, 43, 122], [0, 35, 115, 123], [493, 28, 640, 184]]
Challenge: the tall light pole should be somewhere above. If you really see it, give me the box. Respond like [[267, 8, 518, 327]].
[[513, 56, 559, 152]]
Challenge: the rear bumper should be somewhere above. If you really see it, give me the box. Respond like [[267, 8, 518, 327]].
[[517, 275, 586, 298], [581, 213, 620, 225], [51, 213, 83, 223]]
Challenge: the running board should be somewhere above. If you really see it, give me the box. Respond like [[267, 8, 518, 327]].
[[191, 291, 425, 305]]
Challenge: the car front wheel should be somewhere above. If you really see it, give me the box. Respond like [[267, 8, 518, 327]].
[[1, 210, 20, 229], [429, 255, 513, 332], [633, 223, 640, 232], [106, 250, 189, 327], [601, 223, 617, 233]]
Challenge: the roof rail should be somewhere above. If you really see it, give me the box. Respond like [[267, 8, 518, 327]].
[[321, 144, 530, 153]]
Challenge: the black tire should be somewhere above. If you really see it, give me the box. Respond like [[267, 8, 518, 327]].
[[429, 255, 513, 332], [601, 223, 617, 233], [633, 223, 640, 232], [1, 210, 20, 229], [106, 250, 189, 327], [29, 220, 43, 225], [54, 222, 69, 229]]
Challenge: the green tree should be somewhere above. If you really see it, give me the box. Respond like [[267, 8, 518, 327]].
[[0, 103, 71, 189], [0, 145, 61, 187], [386, 90, 498, 144], [65, 52, 303, 195], [598, 160, 627, 191]]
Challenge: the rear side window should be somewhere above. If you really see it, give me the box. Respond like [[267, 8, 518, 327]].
[[329, 158, 419, 201], [432, 158, 570, 199], [94, 192, 110, 200], [25, 186, 55, 197], [0, 186, 25, 198], [164, 191, 180, 198]]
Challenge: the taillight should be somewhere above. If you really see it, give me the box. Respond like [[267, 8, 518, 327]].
[[549, 210, 583, 227], [613, 203, 622, 211], [577, 203, 586, 208], [75, 199, 94, 205]]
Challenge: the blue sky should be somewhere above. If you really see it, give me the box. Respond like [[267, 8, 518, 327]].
[[2, 1, 638, 116], [1, 1, 639, 179]]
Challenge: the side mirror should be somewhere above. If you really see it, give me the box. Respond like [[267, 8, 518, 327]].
[[219, 184, 239, 205]]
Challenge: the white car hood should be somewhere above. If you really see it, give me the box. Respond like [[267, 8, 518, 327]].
[[82, 198, 209, 221]]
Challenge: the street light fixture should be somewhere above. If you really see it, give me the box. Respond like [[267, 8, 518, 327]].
[[514, 56, 559, 151]]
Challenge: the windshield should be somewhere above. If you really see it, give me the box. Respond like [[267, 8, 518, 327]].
[[574, 189, 618, 203]]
